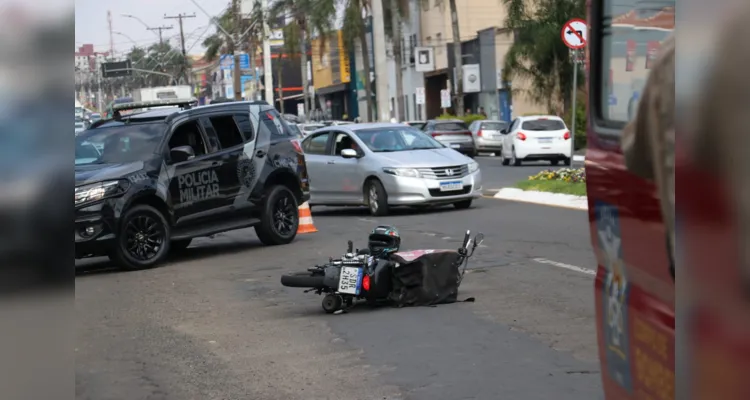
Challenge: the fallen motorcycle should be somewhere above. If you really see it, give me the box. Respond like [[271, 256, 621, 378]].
[[280, 226, 484, 313]]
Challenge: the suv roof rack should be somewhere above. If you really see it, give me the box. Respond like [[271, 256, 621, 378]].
[[112, 98, 197, 113]]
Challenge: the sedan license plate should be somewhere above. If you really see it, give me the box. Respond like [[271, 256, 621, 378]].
[[338, 266, 363, 295], [450, 143, 461, 149], [537, 138, 553, 144], [440, 181, 463, 192]]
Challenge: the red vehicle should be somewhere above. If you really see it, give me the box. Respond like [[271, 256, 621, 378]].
[[586, 1, 675, 399]]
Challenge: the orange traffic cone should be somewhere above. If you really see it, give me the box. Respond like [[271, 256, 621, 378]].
[[297, 202, 318, 234]]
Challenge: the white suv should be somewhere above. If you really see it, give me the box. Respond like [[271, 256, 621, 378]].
[[500, 115, 572, 166]]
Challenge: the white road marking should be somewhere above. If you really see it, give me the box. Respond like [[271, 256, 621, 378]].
[[533, 258, 596, 276], [441, 236, 451, 240], [358, 218, 376, 223], [424, 232, 437, 236]]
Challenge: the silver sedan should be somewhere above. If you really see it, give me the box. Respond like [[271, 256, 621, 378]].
[[301, 123, 482, 216]]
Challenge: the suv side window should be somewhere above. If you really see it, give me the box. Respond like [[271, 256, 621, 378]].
[[207, 115, 244, 149], [233, 113, 255, 141], [302, 133, 330, 155]]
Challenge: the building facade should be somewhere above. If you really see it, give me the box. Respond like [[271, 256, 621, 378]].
[[311, 30, 354, 120]]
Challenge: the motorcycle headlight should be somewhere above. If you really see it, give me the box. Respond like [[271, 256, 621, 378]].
[[468, 161, 479, 173], [75, 180, 128, 206], [382, 167, 420, 178]]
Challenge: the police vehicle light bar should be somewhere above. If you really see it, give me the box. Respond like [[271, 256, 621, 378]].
[[112, 98, 197, 112]]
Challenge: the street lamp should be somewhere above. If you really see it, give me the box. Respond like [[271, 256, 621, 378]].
[[113, 31, 139, 49], [121, 14, 159, 37]]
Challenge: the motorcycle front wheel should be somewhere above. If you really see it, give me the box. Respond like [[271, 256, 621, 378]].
[[280, 272, 327, 288]]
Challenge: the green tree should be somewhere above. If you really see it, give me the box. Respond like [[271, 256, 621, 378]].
[[502, 0, 585, 115], [270, 0, 336, 116]]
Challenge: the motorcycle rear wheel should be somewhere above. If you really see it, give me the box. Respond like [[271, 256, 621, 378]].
[[280, 272, 326, 288]]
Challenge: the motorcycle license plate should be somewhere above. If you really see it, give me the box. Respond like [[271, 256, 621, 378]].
[[338, 266, 363, 295]]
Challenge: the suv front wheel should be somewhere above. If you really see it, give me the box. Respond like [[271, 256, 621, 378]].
[[110, 204, 171, 270], [255, 185, 299, 245]]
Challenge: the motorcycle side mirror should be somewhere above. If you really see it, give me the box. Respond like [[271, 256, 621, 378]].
[[473, 233, 484, 248]]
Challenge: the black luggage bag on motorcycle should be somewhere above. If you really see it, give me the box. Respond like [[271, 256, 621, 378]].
[[387, 250, 464, 307]]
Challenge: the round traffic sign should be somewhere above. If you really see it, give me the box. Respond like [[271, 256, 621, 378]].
[[561, 18, 587, 49]]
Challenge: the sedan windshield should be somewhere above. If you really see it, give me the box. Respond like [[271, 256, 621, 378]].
[[75, 122, 165, 165], [354, 127, 444, 152]]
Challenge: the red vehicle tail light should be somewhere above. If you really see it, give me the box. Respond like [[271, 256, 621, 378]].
[[563, 131, 571, 140], [291, 139, 303, 153], [477, 130, 483, 137], [362, 275, 370, 291], [516, 132, 527, 141]]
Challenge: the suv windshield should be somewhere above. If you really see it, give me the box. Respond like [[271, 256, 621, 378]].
[[434, 122, 468, 131], [521, 119, 565, 131], [354, 127, 444, 152], [75, 122, 165, 165]]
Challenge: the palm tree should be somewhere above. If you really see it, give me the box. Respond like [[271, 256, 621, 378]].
[[502, 0, 585, 115], [270, 0, 336, 116], [341, 0, 374, 121]]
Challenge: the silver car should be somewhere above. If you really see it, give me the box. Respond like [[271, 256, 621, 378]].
[[299, 123, 326, 136], [301, 123, 482, 216], [75, 121, 86, 135], [469, 120, 508, 154]]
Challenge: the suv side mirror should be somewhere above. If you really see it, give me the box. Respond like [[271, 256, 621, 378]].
[[341, 148, 359, 159], [500, 129, 507, 134], [170, 146, 195, 163]]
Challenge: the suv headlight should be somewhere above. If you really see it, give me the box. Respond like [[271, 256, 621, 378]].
[[75, 180, 128, 206], [382, 167, 420, 178], [468, 161, 479, 173]]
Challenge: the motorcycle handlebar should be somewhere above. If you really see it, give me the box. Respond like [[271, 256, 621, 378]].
[[462, 230, 471, 250]]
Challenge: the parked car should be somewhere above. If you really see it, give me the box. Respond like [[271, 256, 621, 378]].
[[404, 120, 426, 130], [75, 98, 309, 270], [301, 123, 481, 216], [287, 123, 304, 138], [469, 120, 508, 155], [499, 115, 571, 166], [89, 113, 102, 123], [75, 121, 86, 135], [299, 123, 326, 136], [422, 119, 477, 157]]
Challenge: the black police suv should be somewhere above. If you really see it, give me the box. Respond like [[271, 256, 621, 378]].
[[75, 99, 310, 270]]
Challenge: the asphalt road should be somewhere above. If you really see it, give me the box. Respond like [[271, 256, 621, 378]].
[[474, 153, 585, 193], [76, 197, 600, 400]]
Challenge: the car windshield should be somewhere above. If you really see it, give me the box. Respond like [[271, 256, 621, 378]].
[[75, 107, 83, 114], [75, 122, 165, 165], [521, 119, 566, 131], [434, 122, 468, 131], [481, 122, 507, 130], [354, 127, 444, 152]]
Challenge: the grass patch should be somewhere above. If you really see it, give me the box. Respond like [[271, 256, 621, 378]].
[[515, 180, 587, 196]]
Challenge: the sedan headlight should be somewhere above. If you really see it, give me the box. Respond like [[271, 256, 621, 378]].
[[75, 180, 128, 206], [468, 161, 479, 173], [382, 167, 421, 178]]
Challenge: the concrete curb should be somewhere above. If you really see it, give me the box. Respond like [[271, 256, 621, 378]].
[[492, 188, 588, 210], [572, 155, 585, 162]]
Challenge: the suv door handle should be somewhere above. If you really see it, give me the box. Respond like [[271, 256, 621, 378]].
[[255, 150, 266, 158], [211, 161, 220, 166], [327, 160, 335, 164]]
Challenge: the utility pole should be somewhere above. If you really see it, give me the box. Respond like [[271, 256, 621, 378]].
[[370, 0, 390, 121], [448, 0, 464, 116], [164, 13, 196, 84], [262, 0, 274, 106], [232, 0, 242, 100], [148, 25, 173, 45]]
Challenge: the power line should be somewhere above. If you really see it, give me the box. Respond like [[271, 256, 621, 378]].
[[164, 13, 197, 83], [147, 25, 174, 45]]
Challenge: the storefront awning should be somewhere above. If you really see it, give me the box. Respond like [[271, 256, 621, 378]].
[[315, 83, 348, 96]]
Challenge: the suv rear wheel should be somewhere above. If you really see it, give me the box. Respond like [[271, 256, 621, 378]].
[[110, 204, 170, 270], [255, 185, 299, 245]]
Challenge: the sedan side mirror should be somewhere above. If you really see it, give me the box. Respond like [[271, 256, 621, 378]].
[[170, 146, 195, 163], [341, 148, 359, 159]]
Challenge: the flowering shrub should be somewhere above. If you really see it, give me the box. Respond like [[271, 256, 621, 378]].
[[528, 168, 586, 183]]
